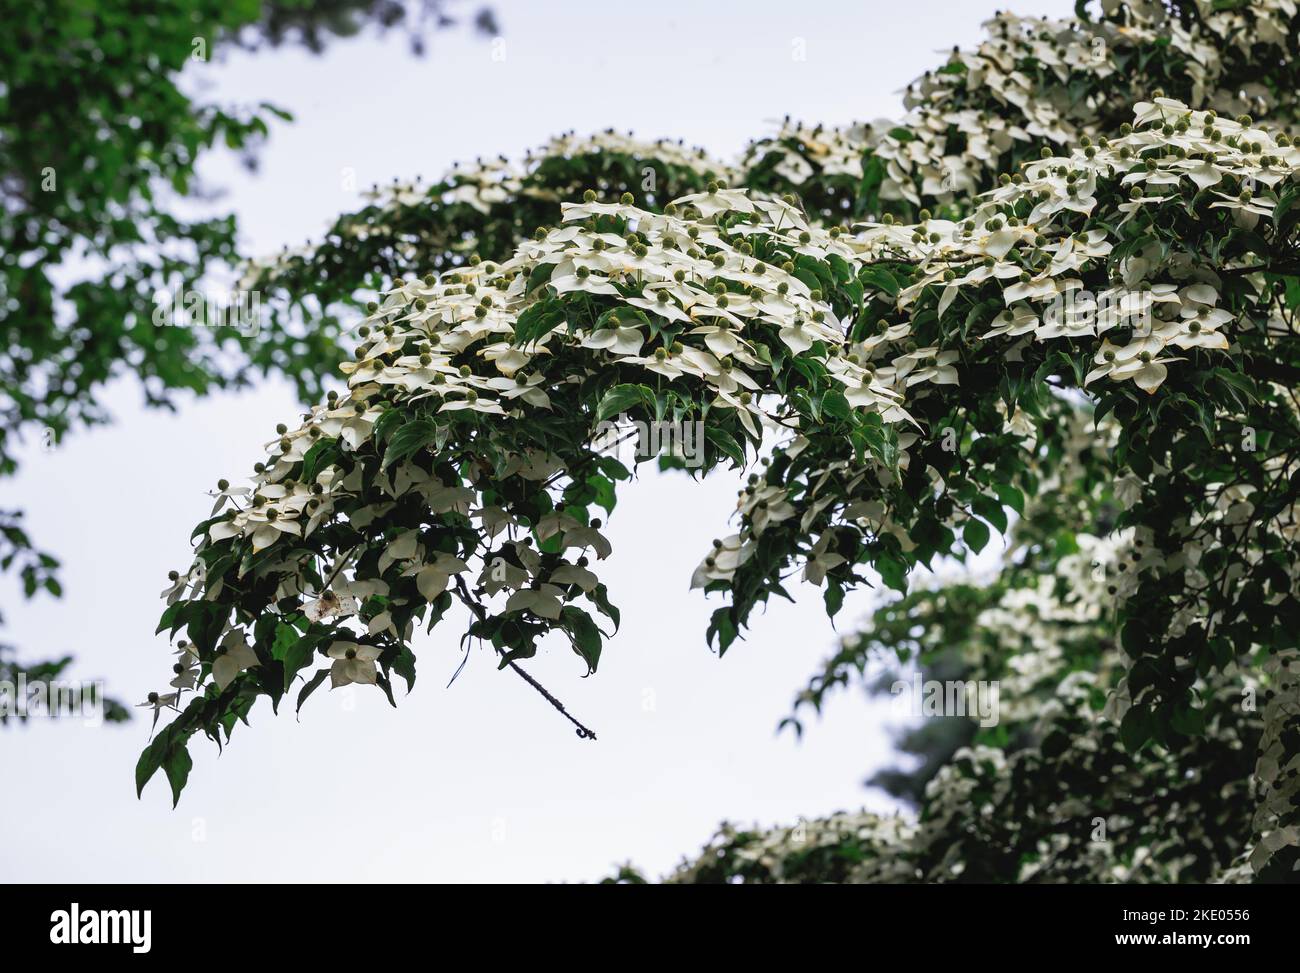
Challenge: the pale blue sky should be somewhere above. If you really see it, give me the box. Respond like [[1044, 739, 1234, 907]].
[[0, 0, 1076, 882]]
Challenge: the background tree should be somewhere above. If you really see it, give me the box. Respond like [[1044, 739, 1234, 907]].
[[0, 0, 492, 717]]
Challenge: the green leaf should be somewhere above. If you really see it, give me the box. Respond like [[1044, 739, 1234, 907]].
[[962, 518, 990, 554], [587, 473, 617, 514], [135, 735, 166, 799], [382, 419, 438, 469], [823, 580, 845, 618], [821, 387, 851, 420], [971, 495, 1008, 534], [162, 744, 193, 808], [707, 606, 739, 654], [391, 645, 417, 693], [274, 625, 317, 693], [876, 552, 908, 593], [596, 383, 655, 421], [1120, 704, 1153, 752], [994, 483, 1025, 516], [561, 606, 602, 672], [705, 425, 745, 467], [296, 668, 330, 714], [185, 602, 227, 654], [859, 266, 900, 298], [300, 439, 339, 485]]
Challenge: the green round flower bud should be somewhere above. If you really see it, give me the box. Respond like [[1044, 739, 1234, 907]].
[[620, 192, 634, 205]]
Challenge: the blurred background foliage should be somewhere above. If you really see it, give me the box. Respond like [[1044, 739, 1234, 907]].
[[0, 0, 492, 717]]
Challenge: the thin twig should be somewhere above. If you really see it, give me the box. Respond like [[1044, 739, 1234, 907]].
[[453, 576, 598, 740]]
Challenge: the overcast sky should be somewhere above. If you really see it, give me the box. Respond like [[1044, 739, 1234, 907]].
[[1, 0, 1076, 883]]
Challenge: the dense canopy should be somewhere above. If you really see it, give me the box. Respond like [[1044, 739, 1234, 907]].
[[140, 0, 1300, 883]]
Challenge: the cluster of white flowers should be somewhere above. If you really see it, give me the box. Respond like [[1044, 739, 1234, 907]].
[[739, 117, 877, 185], [163, 186, 988, 707], [869, 99, 1296, 393], [240, 129, 738, 286], [876, 2, 1299, 210], [689, 95, 1300, 601]]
